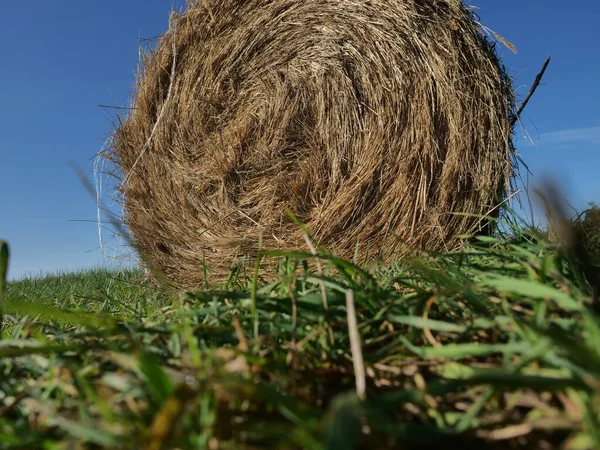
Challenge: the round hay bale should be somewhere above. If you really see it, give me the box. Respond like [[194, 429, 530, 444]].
[[109, 0, 516, 290]]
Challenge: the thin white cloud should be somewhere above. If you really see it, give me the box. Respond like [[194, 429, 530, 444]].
[[537, 126, 600, 146]]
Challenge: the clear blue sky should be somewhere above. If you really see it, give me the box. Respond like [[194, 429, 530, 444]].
[[1, 1, 599, 280]]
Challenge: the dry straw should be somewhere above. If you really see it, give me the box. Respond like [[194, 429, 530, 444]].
[[108, 0, 516, 290]]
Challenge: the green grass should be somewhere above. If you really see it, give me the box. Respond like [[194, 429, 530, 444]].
[[1, 224, 599, 449]]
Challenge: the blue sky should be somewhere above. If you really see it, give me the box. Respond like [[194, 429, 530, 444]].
[[1, 1, 598, 280]]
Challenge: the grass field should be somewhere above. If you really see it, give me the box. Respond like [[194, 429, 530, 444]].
[[1, 214, 600, 449]]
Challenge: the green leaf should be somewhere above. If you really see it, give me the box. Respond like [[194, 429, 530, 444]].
[[54, 417, 117, 447], [323, 392, 363, 450], [528, 324, 600, 376], [4, 297, 116, 327], [480, 275, 583, 311], [139, 351, 175, 405], [451, 371, 587, 391], [435, 362, 477, 379], [0, 343, 80, 358], [387, 315, 466, 333], [400, 336, 530, 359]]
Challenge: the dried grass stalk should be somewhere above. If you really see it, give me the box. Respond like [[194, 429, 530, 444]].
[[108, 0, 516, 290]]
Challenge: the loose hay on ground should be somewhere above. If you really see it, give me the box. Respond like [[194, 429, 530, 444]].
[[107, 0, 516, 290]]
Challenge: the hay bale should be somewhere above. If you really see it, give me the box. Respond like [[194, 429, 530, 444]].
[[109, 0, 516, 290]]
